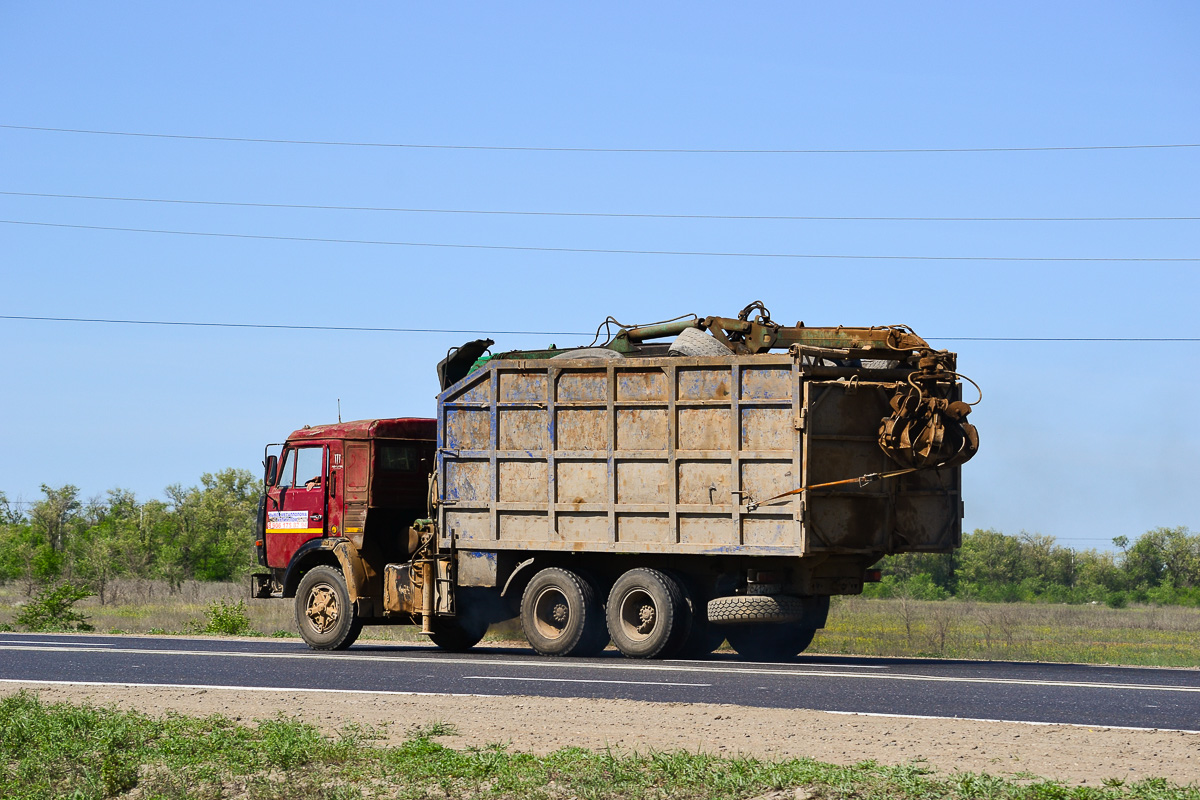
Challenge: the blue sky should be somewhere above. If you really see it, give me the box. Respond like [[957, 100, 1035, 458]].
[[1, 2, 1196, 551]]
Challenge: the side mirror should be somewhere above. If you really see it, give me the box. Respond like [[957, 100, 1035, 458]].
[[264, 455, 278, 486]]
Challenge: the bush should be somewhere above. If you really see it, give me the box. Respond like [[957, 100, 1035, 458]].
[[1144, 583, 1200, 607], [15, 583, 94, 632], [1105, 591, 1129, 609], [862, 573, 949, 600], [202, 598, 253, 635]]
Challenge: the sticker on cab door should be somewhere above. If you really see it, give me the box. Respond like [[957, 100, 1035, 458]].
[[267, 510, 309, 530]]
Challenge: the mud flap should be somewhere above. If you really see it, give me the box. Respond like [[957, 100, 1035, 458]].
[[249, 573, 273, 599]]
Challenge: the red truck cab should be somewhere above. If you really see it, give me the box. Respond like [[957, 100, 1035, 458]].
[[255, 418, 436, 598]]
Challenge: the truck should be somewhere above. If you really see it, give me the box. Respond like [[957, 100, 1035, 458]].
[[251, 302, 979, 660]]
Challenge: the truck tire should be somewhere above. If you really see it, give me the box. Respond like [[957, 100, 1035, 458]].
[[430, 587, 500, 652], [295, 565, 362, 650], [707, 594, 807, 625], [668, 326, 732, 357], [549, 348, 624, 360], [606, 568, 689, 659], [667, 571, 723, 659], [725, 622, 817, 662], [521, 568, 607, 657], [429, 617, 488, 652]]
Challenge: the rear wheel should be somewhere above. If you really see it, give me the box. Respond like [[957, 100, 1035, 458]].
[[606, 568, 689, 659], [295, 565, 362, 650], [429, 616, 488, 652], [678, 622, 726, 659], [431, 587, 500, 652], [725, 622, 816, 662], [668, 572, 723, 659], [521, 568, 607, 656]]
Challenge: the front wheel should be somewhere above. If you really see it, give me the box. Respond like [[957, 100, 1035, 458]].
[[295, 565, 363, 650]]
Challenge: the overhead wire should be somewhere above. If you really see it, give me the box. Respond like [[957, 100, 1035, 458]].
[[0, 315, 1196, 342], [3, 124, 1199, 153], [0, 315, 589, 336], [2, 219, 1195, 262], [3, 190, 1195, 222]]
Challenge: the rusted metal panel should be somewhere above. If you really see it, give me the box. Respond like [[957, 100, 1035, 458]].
[[437, 354, 962, 558], [288, 418, 435, 442], [456, 549, 498, 587]]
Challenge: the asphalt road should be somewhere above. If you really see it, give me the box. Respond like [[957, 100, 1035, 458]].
[[2, 632, 1197, 732]]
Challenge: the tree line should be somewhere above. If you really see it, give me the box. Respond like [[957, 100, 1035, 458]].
[[867, 526, 1200, 607], [2, 471, 1196, 608], [0, 469, 259, 601]]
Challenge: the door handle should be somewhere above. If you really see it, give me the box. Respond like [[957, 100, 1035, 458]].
[[310, 514, 323, 521]]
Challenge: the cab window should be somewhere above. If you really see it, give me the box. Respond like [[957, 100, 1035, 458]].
[[379, 444, 420, 471], [278, 446, 324, 488]]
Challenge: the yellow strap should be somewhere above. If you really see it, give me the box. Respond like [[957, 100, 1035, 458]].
[[749, 467, 919, 510]]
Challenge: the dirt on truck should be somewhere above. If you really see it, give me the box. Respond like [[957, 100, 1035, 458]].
[[251, 302, 980, 661]]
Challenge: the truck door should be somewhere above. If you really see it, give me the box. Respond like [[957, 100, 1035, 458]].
[[265, 444, 328, 568]]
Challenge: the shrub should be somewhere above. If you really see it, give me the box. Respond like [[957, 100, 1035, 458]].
[[1105, 591, 1129, 609], [15, 583, 95, 631], [202, 598, 253, 635], [862, 573, 949, 601]]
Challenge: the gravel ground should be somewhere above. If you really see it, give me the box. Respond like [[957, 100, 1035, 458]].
[[4, 681, 1197, 786]]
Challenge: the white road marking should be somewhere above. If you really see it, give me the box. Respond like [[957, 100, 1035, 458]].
[[1, 644, 1198, 694], [463, 676, 711, 687], [0, 678, 494, 698], [663, 659, 886, 669], [3, 678, 1196, 735], [1, 640, 114, 647]]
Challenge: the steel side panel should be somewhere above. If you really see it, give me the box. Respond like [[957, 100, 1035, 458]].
[[437, 356, 958, 557]]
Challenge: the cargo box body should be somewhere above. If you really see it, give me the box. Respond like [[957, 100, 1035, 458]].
[[436, 354, 962, 561]]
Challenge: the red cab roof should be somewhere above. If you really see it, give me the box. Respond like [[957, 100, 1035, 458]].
[[286, 418, 436, 442]]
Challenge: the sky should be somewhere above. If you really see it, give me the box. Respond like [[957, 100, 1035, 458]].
[[1, 2, 1196, 552]]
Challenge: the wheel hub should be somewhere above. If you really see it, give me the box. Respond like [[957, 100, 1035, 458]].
[[305, 585, 340, 633], [636, 604, 656, 633], [619, 589, 660, 641], [533, 587, 571, 640]]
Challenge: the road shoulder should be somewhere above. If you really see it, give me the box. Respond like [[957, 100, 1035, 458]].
[[3, 682, 1197, 786]]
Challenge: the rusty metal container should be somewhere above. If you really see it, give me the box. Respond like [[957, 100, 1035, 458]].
[[436, 353, 961, 559]]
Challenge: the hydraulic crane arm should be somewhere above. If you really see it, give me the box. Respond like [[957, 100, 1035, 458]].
[[699, 301, 928, 356]]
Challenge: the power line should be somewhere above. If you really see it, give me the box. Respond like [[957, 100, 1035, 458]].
[[1, 315, 1196, 342], [0, 315, 589, 336], [4, 124, 1199, 154], [4, 190, 1195, 222], [937, 337, 1200, 342], [4, 219, 1196, 262]]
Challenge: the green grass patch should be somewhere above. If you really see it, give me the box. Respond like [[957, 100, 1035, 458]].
[[816, 598, 1200, 666], [2, 692, 1197, 799], [5, 580, 1200, 666], [201, 598, 256, 636]]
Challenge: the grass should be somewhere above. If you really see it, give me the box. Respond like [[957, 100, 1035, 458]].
[[2, 580, 1199, 667], [817, 596, 1200, 667], [2, 691, 1197, 800], [0, 579, 504, 644], [0, 579, 288, 637]]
